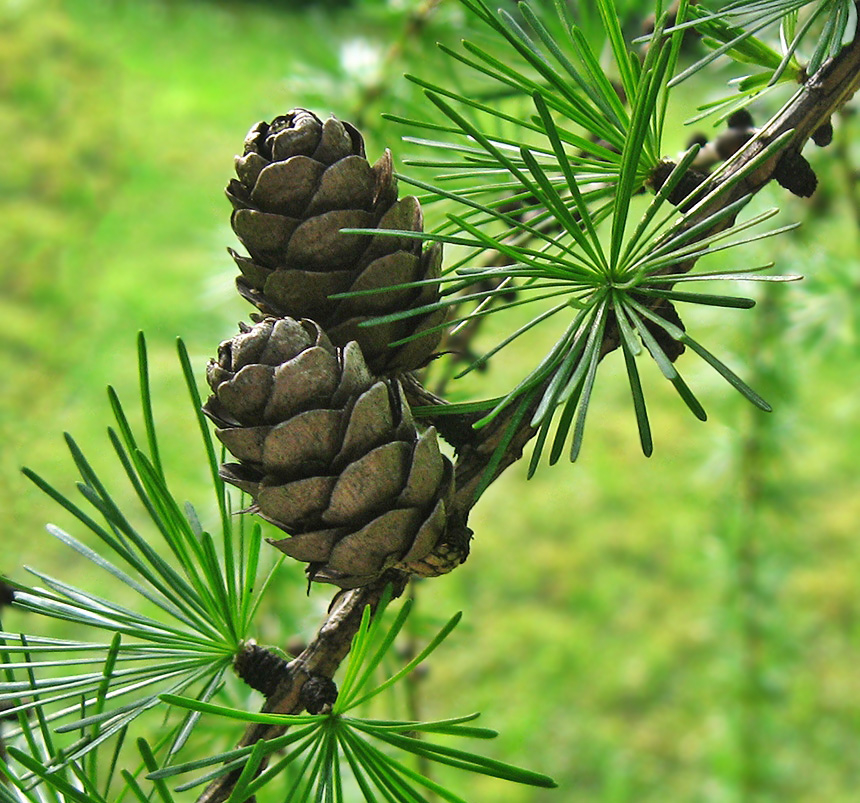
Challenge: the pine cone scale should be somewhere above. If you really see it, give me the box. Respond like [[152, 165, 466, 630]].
[[304, 155, 376, 215], [257, 475, 337, 527], [336, 253, 419, 317], [217, 364, 273, 419], [265, 346, 339, 421], [232, 210, 300, 263], [261, 409, 343, 475], [323, 508, 424, 584], [217, 427, 267, 465], [332, 341, 373, 403], [400, 498, 447, 563], [249, 268, 354, 319], [336, 382, 396, 465], [250, 156, 327, 216], [270, 528, 341, 563], [285, 209, 374, 269], [323, 441, 412, 525], [360, 197, 422, 264], [397, 429, 446, 508], [309, 116, 364, 162]]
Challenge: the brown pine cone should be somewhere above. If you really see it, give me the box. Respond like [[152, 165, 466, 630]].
[[226, 109, 445, 374], [204, 318, 463, 588]]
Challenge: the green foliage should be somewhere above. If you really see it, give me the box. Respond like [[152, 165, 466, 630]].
[[671, 0, 852, 82], [2, 574, 555, 802], [350, 0, 803, 484], [151, 592, 555, 801], [3, 0, 860, 801], [657, 0, 852, 121], [1, 336, 550, 800], [1, 335, 276, 773]]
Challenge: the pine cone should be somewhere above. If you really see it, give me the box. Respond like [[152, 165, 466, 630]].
[[204, 318, 459, 588], [226, 109, 445, 374]]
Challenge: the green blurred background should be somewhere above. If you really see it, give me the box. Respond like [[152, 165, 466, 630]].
[[2, 0, 859, 800]]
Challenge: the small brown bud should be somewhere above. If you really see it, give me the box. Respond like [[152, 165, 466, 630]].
[[300, 675, 338, 715], [0, 580, 14, 608], [642, 298, 686, 362], [726, 108, 754, 130], [234, 641, 290, 697], [715, 129, 754, 161], [811, 120, 833, 147], [773, 152, 817, 197], [648, 161, 708, 211]]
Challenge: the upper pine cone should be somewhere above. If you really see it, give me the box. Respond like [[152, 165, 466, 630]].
[[204, 317, 458, 588], [226, 109, 445, 374]]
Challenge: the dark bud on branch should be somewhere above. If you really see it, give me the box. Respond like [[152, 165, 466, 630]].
[[234, 641, 290, 697], [726, 108, 754, 130], [0, 702, 21, 723], [0, 580, 14, 608], [690, 112, 757, 171], [812, 119, 834, 147], [642, 298, 686, 362], [773, 152, 818, 197], [647, 160, 708, 212], [299, 675, 338, 714], [715, 128, 755, 161], [429, 412, 482, 452]]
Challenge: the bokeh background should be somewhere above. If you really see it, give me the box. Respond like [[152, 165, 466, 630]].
[[2, 0, 859, 800]]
